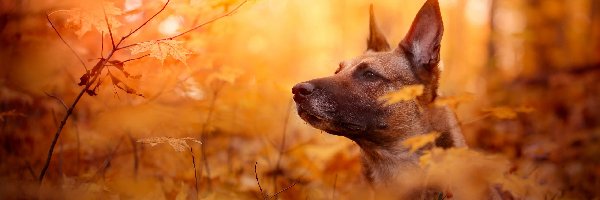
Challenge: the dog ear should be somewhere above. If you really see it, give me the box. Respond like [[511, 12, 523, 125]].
[[399, 0, 443, 104], [367, 4, 390, 52]]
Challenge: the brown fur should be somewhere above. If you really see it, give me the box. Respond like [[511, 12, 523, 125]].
[[292, 0, 468, 192]]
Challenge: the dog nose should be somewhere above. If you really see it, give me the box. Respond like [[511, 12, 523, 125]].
[[292, 82, 314, 96]]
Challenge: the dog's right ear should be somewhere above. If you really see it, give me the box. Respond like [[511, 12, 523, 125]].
[[367, 4, 390, 52], [399, 0, 443, 104]]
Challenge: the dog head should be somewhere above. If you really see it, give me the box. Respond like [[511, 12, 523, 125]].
[[293, 0, 444, 146]]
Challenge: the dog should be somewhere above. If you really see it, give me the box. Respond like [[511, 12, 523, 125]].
[[292, 0, 467, 189]]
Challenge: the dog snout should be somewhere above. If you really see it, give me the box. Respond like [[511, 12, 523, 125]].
[[292, 82, 315, 96]]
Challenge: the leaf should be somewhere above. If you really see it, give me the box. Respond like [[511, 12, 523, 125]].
[[483, 106, 535, 119], [402, 131, 441, 153], [109, 73, 145, 97], [64, 2, 123, 37], [434, 93, 475, 108], [137, 137, 202, 152], [109, 60, 141, 79], [379, 84, 424, 106], [79, 58, 106, 86], [129, 40, 193, 64]]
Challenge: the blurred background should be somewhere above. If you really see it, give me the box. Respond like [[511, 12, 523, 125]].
[[1, 0, 599, 199]]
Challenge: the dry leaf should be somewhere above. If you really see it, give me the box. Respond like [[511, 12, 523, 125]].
[[483, 106, 535, 119], [434, 93, 475, 108], [130, 40, 193, 64], [137, 137, 202, 152], [64, 2, 123, 37], [402, 131, 440, 153], [379, 84, 424, 106]]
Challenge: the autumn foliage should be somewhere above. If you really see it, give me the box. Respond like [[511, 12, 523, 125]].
[[1, 0, 599, 199]]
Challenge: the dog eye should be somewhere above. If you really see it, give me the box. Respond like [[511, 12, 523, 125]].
[[362, 70, 378, 79]]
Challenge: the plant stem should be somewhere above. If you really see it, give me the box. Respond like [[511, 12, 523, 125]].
[[38, 52, 113, 183], [190, 147, 199, 200]]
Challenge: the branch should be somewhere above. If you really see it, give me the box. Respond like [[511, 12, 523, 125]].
[[255, 162, 297, 200], [255, 162, 268, 200], [103, 4, 116, 49], [273, 99, 293, 194], [46, 13, 88, 72], [122, 54, 150, 63], [117, 0, 171, 46], [190, 147, 199, 199], [118, 0, 248, 50], [44, 92, 68, 111], [95, 137, 124, 179], [38, 53, 112, 183], [198, 86, 222, 191], [166, 0, 248, 40], [271, 182, 297, 199]]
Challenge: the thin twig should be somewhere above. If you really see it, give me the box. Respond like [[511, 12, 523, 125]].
[[117, 0, 172, 47], [459, 113, 492, 126], [271, 182, 297, 199], [101, 31, 104, 57], [127, 133, 139, 179], [123, 54, 150, 63], [96, 137, 124, 180], [166, 0, 248, 39], [44, 92, 68, 111], [332, 173, 337, 200], [118, 0, 247, 50], [25, 160, 37, 180], [255, 162, 268, 200], [103, 5, 116, 48], [38, 52, 111, 183], [190, 147, 199, 200], [46, 14, 88, 72], [255, 162, 297, 200], [198, 86, 222, 191], [272, 99, 293, 195]]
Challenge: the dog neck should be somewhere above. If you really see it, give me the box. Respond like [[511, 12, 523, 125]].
[[356, 139, 420, 185], [354, 106, 466, 185]]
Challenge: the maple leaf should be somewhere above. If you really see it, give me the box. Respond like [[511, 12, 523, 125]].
[[109, 73, 145, 97], [108, 60, 142, 79], [137, 137, 202, 152], [483, 106, 535, 119], [129, 40, 193, 64], [434, 93, 475, 108], [402, 131, 441, 153], [378, 84, 424, 106], [64, 2, 123, 37]]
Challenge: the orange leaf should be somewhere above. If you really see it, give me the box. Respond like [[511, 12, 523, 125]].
[[379, 84, 424, 106], [434, 93, 475, 108], [402, 131, 440, 153], [137, 137, 202, 152], [64, 2, 123, 37], [130, 40, 193, 64], [483, 106, 535, 119]]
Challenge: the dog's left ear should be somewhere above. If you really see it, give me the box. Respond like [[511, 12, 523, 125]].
[[367, 4, 390, 52], [399, 0, 443, 104]]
